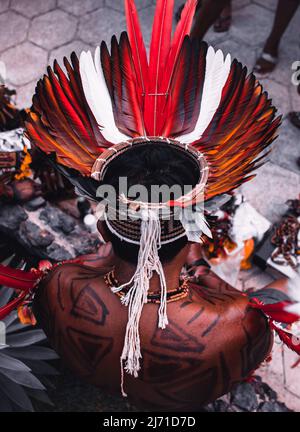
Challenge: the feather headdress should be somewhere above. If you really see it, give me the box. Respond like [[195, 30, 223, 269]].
[[24, 0, 281, 393], [25, 0, 280, 202]]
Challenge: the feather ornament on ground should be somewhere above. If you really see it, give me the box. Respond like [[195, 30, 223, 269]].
[[0, 285, 58, 412]]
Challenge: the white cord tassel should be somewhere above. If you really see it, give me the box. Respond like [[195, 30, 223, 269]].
[[111, 209, 168, 396]]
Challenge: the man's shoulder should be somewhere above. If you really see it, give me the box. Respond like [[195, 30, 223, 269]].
[[39, 260, 109, 294], [39, 243, 115, 291], [186, 281, 258, 326]]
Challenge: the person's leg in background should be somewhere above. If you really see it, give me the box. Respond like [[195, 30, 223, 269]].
[[214, 0, 232, 33], [254, 0, 300, 74], [288, 79, 300, 169], [191, 0, 231, 40], [176, 0, 202, 23]]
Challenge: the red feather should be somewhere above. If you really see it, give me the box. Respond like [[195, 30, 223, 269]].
[[145, 0, 174, 135], [68, 52, 108, 147], [163, 39, 208, 137], [0, 293, 28, 321], [101, 41, 113, 98], [251, 301, 300, 324], [64, 54, 82, 103], [53, 60, 88, 126], [163, 37, 191, 136], [0, 265, 39, 291], [270, 322, 300, 355], [181, 40, 207, 134], [47, 67, 98, 153], [110, 36, 123, 133], [0, 259, 87, 320], [0, 266, 33, 319], [119, 33, 145, 135], [158, 0, 197, 135], [163, 0, 197, 95], [125, 0, 148, 102], [37, 77, 90, 163], [100, 34, 145, 136]]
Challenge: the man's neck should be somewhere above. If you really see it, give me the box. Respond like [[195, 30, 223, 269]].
[[113, 246, 189, 294]]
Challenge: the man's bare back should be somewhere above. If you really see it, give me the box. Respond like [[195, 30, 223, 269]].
[[34, 256, 272, 411]]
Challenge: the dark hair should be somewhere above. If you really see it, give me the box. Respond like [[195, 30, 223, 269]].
[[103, 143, 199, 264]]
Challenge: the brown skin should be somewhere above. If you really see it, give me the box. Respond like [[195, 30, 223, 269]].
[[34, 224, 273, 411]]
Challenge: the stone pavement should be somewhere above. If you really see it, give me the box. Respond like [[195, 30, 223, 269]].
[[0, 0, 299, 411]]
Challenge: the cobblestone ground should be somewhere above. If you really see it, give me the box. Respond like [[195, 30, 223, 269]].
[[0, 0, 300, 412]]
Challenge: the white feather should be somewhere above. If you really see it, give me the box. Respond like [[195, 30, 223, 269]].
[[179, 208, 212, 242], [178, 47, 231, 144], [79, 47, 130, 144]]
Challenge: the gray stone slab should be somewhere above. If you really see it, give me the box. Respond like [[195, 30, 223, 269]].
[[29, 10, 78, 50], [35, 369, 137, 412], [106, 0, 153, 12], [215, 38, 256, 70], [230, 4, 275, 48], [58, 0, 104, 17], [289, 84, 300, 112], [204, 28, 227, 48], [234, 0, 251, 10], [256, 41, 300, 88], [174, 0, 183, 13], [49, 40, 93, 67], [0, 41, 47, 86], [281, 5, 300, 46], [134, 3, 156, 48], [240, 162, 300, 223], [11, 0, 56, 18], [0, 0, 9, 13], [79, 7, 126, 46], [270, 118, 300, 174], [259, 78, 291, 116], [253, 0, 277, 12], [259, 343, 300, 412], [15, 80, 36, 109], [0, 11, 29, 52]]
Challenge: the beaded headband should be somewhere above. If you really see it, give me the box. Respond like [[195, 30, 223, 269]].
[[92, 137, 209, 208], [94, 137, 209, 246]]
